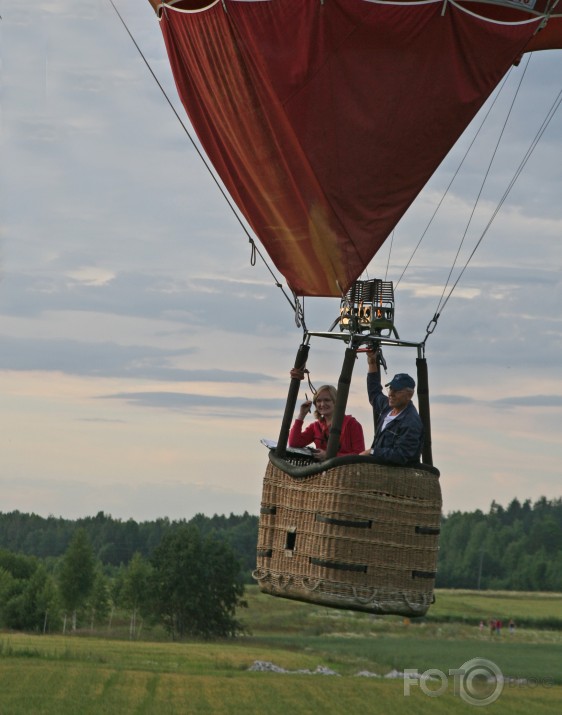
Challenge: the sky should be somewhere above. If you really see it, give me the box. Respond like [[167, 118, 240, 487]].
[[1, 0, 561, 523]]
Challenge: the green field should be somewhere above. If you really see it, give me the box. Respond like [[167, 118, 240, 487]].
[[1, 588, 561, 714], [429, 588, 562, 627]]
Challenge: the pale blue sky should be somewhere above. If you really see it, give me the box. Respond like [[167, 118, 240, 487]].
[[1, 0, 561, 521]]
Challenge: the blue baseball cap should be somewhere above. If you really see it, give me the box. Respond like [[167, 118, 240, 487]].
[[386, 373, 415, 391]]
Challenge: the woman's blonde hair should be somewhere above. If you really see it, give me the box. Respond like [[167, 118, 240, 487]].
[[313, 385, 337, 420]]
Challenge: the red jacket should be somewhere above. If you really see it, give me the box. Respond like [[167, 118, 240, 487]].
[[289, 415, 365, 456]]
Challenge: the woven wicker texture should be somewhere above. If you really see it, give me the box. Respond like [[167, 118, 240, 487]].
[[254, 458, 442, 615]]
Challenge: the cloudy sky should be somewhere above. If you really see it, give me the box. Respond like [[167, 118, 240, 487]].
[[2, 0, 561, 523]]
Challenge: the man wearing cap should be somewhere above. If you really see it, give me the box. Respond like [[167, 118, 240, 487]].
[[361, 350, 424, 466]]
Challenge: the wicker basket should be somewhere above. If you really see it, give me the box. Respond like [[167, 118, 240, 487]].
[[253, 454, 442, 616]]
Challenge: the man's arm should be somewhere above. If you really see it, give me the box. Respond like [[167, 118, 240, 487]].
[[367, 369, 388, 418]]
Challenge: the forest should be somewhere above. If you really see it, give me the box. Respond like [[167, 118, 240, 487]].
[[438, 496, 562, 591], [1, 498, 562, 591], [0, 496, 561, 635], [0, 510, 258, 578], [0, 523, 246, 638]]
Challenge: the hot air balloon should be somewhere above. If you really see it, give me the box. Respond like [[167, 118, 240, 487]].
[[145, 0, 562, 615]]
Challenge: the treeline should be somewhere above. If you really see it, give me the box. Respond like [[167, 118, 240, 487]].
[[1, 496, 562, 598], [437, 497, 562, 591], [0, 510, 258, 580]]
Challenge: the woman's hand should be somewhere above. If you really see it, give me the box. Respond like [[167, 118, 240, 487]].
[[298, 400, 312, 420]]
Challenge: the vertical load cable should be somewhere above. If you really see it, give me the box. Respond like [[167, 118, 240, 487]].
[[108, 0, 303, 325], [426, 63, 562, 340]]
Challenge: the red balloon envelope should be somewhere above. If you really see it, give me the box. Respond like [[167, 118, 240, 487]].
[[149, 0, 562, 297]]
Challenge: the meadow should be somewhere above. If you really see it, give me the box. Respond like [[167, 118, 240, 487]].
[[0, 588, 561, 714]]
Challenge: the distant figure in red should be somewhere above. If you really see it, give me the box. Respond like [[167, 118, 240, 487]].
[[495, 619, 503, 636]]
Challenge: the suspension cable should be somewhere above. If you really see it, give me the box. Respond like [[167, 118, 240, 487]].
[[432, 55, 532, 316], [384, 230, 395, 282], [395, 68, 513, 290], [425, 69, 562, 342], [108, 0, 303, 324], [439, 85, 562, 313]]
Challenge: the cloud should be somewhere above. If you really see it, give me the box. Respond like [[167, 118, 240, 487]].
[[66, 267, 116, 286], [0, 272, 291, 335], [101, 391, 286, 417], [0, 336, 273, 383], [490, 395, 562, 409], [393, 392, 562, 409], [430, 394, 477, 405], [77, 417, 127, 424]]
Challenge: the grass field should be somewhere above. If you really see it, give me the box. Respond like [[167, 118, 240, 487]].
[[429, 589, 562, 627], [0, 588, 561, 714]]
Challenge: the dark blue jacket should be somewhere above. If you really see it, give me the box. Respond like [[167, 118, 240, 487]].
[[367, 371, 424, 466]]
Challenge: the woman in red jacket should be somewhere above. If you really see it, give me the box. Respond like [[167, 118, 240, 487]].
[[289, 383, 365, 460]]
